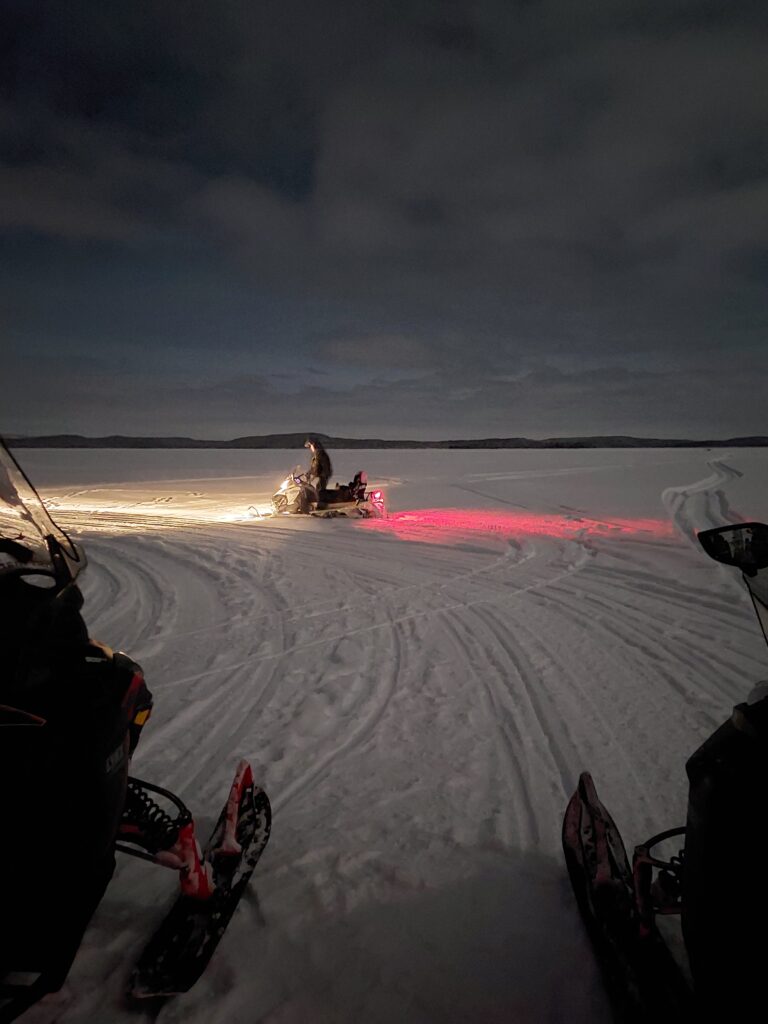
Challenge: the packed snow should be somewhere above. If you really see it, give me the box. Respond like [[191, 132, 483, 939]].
[[17, 447, 768, 1024]]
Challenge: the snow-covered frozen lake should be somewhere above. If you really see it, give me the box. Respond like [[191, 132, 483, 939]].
[[19, 447, 768, 1023]]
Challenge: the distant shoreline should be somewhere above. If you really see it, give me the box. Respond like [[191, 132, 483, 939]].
[[6, 433, 768, 450]]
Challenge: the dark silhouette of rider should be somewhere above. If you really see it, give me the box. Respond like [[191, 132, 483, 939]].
[[305, 437, 332, 494]]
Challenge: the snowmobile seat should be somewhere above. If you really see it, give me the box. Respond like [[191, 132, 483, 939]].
[[324, 483, 352, 503], [316, 472, 367, 508]]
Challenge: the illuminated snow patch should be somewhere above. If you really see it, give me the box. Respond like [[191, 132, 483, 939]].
[[357, 507, 675, 545]]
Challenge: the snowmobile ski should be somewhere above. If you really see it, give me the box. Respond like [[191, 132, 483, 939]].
[[563, 773, 692, 1022], [129, 760, 271, 999], [563, 771, 633, 916]]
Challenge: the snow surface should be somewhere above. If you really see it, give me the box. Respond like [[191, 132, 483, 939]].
[[17, 447, 768, 1024]]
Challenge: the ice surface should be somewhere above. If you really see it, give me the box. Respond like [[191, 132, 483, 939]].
[[16, 446, 768, 1023]]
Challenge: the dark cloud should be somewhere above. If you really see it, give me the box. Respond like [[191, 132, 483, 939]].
[[2, 1, 767, 437], [319, 333, 437, 370], [4, 355, 765, 441]]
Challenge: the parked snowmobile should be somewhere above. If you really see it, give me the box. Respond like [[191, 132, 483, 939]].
[[563, 521, 768, 1023], [271, 465, 385, 518], [0, 439, 271, 1021]]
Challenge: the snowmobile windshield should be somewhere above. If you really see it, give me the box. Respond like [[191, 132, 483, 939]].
[[0, 441, 85, 584]]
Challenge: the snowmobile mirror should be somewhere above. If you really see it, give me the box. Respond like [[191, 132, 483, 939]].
[[697, 523, 768, 576]]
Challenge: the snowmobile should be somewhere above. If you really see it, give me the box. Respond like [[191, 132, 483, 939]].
[[0, 439, 271, 1022], [563, 521, 768, 1022], [270, 465, 386, 518]]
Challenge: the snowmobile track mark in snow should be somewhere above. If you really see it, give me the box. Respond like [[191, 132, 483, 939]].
[[662, 459, 743, 543], [438, 605, 540, 848], [273, 615, 404, 813], [543, 569, 753, 713]]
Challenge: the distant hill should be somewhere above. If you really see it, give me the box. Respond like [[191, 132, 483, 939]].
[[6, 432, 768, 449]]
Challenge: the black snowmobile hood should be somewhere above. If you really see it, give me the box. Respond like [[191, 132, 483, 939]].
[[0, 439, 85, 587]]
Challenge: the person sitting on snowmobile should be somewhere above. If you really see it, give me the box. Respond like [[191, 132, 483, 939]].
[[305, 436, 332, 495], [0, 447, 152, 1007]]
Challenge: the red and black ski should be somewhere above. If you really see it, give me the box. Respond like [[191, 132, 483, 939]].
[[563, 772, 693, 1021], [129, 761, 271, 999]]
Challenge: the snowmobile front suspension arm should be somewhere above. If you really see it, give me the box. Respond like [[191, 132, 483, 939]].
[[633, 826, 686, 936], [117, 825, 213, 899], [116, 777, 214, 901]]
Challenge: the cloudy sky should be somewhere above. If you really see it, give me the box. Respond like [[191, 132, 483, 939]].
[[2, 1, 767, 439]]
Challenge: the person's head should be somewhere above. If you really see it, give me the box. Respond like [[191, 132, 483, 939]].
[[304, 437, 317, 453]]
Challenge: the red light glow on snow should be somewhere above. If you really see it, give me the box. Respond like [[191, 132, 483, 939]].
[[357, 508, 674, 546]]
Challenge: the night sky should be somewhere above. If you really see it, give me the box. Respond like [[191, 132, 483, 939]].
[[3, 1, 767, 439]]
